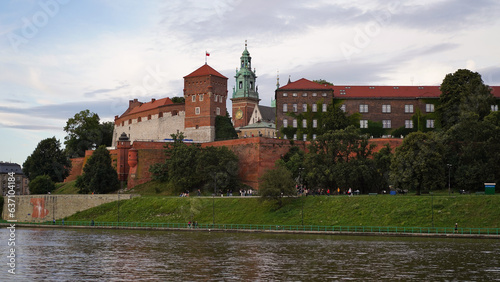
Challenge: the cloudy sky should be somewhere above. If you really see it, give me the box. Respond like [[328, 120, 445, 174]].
[[1, 0, 500, 167]]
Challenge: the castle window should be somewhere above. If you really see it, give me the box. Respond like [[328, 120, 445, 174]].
[[382, 105, 391, 113], [405, 104, 414, 113], [405, 120, 413, 128], [383, 120, 391, 128], [148, 115, 151, 120], [250, 81, 253, 89], [312, 93, 317, 97], [199, 94, 204, 101], [322, 104, 327, 112], [293, 93, 297, 97], [215, 95, 218, 102], [492, 105, 499, 112], [359, 104, 368, 113], [322, 93, 327, 97], [360, 120, 368, 128], [283, 104, 288, 112], [293, 104, 298, 112], [312, 104, 317, 112], [302, 119, 307, 128], [239, 81, 243, 89], [302, 92, 308, 97], [426, 119, 435, 128], [283, 119, 288, 127], [313, 119, 318, 128], [340, 105, 346, 112], [293, 119, 297, 128], [128, 119, 132, 124], [195, 107, 200, 115], [340, 90, 346, 95], [159, 112, 163, 118], [172, 110, 178, 116], [426, 104, 435, 113], [192, 95, 196, 102], [283, 93, 288, 97], [121, 121, 124, 126], [303, 104, 307, 112], [216, 107, 220, 115], [293, 134, 297, 140], [138, 117, 142, 122]]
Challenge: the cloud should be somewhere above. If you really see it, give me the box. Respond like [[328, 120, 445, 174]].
[[84, 83, 130, 98], [0, 123, 61, 131]]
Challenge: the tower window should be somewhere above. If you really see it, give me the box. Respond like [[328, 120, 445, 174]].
[[216, 107, 220, 115], [283, 104, 288, 112], [239, 81, 243, 89], [199, 94, 204, 101], [250, 81, 253, 89], [192, 95, 196, 102], [195, 107, 200, 115]]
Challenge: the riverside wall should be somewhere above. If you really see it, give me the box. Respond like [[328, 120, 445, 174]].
[[3, 194, 140, 222]]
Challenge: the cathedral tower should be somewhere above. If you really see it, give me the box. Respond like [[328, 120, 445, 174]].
[[231, 41, 260, 128]]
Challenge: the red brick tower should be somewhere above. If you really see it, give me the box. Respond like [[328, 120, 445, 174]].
[[183, 64, 228, 142], [116, 132, 131, 182]]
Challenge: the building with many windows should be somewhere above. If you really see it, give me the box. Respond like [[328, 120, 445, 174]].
[[0, 162, 29, 195], [276, 78, 500, 139]]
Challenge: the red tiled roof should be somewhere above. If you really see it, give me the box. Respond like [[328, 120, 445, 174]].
[[490, 86, 500, 98], [331, 85, 442, 98], [279, 78, 333, 90], [184, 64, 227, 79], [127, 97, 173, 115]]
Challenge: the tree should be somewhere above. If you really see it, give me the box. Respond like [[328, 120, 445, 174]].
[[23, 137, 71, 182], [196, 146, 240, 194], [373, 143, 393, 190], [259, 164, 296, 205], [171, 97, 185, 103], [438, 69, 494, 130], [313, 79, 333, 86], [76, 145, 119, 194], [215, 114, 238, 140], [29, 175, 56, 194], [390, 132, 446, 195], [149, 132, 241, 194], [304, 126, 379, 193], [64, 110, 112, 157], [441, 111, 500, 191]]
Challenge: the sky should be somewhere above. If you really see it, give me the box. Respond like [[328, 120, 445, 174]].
[[1, 0, 500, 167]]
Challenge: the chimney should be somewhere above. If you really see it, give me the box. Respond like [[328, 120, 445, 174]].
[[151, 98, 156, 102]]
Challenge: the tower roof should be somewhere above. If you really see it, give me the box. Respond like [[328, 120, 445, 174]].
[[278, 78, 332, 90], [184, 64, 227, 79]]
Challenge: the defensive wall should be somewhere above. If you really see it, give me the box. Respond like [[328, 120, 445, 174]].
[[65, 137, 403, 190], [3, 194, 139, 222]]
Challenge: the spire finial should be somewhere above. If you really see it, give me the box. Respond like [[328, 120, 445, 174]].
[[276, 70, 280, 89], [245, 40, 247, 48]]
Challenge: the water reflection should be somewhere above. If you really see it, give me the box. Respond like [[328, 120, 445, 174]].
[[5, 228, 500, 281]]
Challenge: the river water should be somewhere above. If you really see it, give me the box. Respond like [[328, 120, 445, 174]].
[[3, 228, 500, 281]]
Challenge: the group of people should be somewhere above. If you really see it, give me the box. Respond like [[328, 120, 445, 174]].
[[187, 221, 198, 228], [297, 186, 356, 196]]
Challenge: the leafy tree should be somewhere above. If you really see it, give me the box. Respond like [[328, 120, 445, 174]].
[[438, 69, 494, 130], [215, 114, 238, 140], [390, 132, 446, 195], [171, 97, 185, 103], [29, 175, 56, 194], [441, 112, 500, 192], [259, 164, 296, 205], [76, 145, 119, 194], [360, 120, 384, 138], [373, 143, 393, 189], [149, 132, 241, 194], [313, 79, 333, 86], [64, 110, 112, 157], [196, 146, 240, 193], [23, 137, 71, 182], [276, 146, 306, 184], [304, 126, 379, 193]]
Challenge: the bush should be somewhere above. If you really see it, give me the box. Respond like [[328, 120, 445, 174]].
[[29, 175, 56, 194]]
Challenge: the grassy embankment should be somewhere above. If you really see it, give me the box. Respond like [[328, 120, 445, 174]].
[[64, 181, 500, 228]]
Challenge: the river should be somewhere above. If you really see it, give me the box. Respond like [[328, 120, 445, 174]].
[[3, 228, 500, 281]]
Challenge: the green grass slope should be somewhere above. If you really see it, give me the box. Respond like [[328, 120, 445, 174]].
[[65, 194, 500, 228]]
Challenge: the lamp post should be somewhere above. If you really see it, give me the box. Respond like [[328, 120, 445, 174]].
[[447, 164, 452, 195], [212, 172, 217, 226], [298, 168, 304, 226]]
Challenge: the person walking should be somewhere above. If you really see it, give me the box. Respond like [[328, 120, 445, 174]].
[[455, 223, 458, 234]]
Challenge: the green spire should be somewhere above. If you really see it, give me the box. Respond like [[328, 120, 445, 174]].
[[232, 40, 259, 99]]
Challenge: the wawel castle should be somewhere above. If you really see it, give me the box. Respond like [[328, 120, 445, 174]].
[[112, 43, 500, 146]]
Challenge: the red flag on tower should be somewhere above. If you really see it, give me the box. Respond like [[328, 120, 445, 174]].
[[206, 51, 210, 56]]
